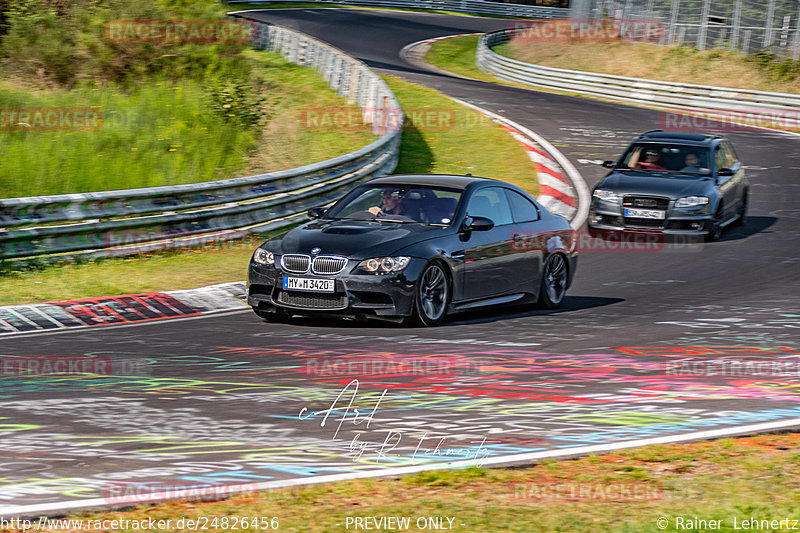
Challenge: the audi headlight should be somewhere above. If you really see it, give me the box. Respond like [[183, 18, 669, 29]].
[[593, 189, 621, 203], [357, 256, 410, 274], [675, 196, 709, 208], [253, 248, 274, 265]]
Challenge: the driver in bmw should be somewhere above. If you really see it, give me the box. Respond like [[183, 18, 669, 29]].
[[368, 190, 405, 217]]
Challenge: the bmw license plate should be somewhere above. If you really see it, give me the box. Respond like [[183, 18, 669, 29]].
[[624, 208, 666, 219], [283, 277, 334, 293]]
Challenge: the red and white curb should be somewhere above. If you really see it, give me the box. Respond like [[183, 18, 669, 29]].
[[0, 282, 248, 336], [497, 122, 577, 220], [451, 98, 589, 228]]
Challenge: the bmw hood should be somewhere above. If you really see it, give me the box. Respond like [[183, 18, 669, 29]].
[[599, 171, 713, 198], [273, 219, 444, 258]]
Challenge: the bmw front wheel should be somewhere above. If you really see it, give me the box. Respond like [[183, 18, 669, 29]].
[[412, 262, 450, 327]]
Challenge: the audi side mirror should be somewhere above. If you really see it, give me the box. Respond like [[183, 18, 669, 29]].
[[602, 160, 615, 169]]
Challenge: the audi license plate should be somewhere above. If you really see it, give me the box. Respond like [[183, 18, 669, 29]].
[[283, 277, 334, 293], [624, 208, 666, 220]]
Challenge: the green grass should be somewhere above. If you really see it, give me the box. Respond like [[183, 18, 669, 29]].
[[40, 432, 800, 532], [383, 75, 537, 195], [0, 238, 259, 307], [423, 34, 498, 82], [0, 50, 376, 197], [0, 77, 537, 304], [502, 36, 800, 94]]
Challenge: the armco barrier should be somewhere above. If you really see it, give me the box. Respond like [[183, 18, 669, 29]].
[[227, 0, 568, 19], [477, 29, 800, 120], [0, 21, 402, 260]]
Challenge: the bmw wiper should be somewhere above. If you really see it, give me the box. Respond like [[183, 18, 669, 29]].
[[376, 218, 419, 224]]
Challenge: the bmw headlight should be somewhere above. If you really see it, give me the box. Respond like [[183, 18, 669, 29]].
[[593, 189, 621, 203], [674, 196, 709, 208], [357, 256, 411, 274], [253, 248, 274, 265]]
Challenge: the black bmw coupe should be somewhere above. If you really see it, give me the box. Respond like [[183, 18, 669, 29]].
[[248, 174, 577, 326]]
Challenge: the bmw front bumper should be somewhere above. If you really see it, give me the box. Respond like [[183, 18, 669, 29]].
[[247, 259, 423, 320]]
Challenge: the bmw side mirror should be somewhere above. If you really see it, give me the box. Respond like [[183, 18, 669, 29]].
[[307, 207, 326, 219], [467, 216, 495, 232], [602, 160, 615, 169], [718, 168, 734, 176]]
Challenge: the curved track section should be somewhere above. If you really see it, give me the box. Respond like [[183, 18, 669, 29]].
[[2, 9, 799, 516]]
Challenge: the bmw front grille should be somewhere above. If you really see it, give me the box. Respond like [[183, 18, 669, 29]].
[[279, 254, 348, 275], [280, 254, 311, 273], [311, 256, 347, 275]]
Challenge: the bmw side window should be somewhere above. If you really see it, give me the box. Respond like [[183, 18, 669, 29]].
[[506, 189, 540, 222], [467, 187, 513, 226]]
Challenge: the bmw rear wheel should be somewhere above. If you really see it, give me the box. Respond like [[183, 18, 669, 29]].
[[539, 254, 568, 309], [412, 262, 450, 327]]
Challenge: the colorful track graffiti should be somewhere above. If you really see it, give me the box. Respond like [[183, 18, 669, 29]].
[[2, 301, 800, 514]]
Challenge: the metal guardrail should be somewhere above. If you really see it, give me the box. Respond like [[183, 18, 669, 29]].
[[0, 21, 402, 261], [227, 0, 568, 19], [477, 29, 800, 119]]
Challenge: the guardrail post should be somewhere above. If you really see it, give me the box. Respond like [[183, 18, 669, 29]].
[[763, 0, 776, 48], [730, 0, 741, 51], [793, 3, 800, 60], [698, 0, 710, 50]]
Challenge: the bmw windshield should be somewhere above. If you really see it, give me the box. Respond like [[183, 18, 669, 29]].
[[324, 184, 463, 226]]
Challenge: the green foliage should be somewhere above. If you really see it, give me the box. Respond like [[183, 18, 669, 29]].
[[204, 77, 276, 128], [0, 0, 240, 87]]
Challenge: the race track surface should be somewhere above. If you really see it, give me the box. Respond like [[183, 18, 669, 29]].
[[2, 9, 799, 516]]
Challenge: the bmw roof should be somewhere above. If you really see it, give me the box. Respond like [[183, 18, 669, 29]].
[[366, 174, 499, 189]]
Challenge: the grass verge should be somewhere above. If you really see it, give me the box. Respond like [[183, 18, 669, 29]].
[[382, 74, 537, 194], [423, 34, 498, 82], [0, 50, 376, 197], [35, 432, 800, 532], [504, 39, 800, 94], [0, 77, 537, 305]]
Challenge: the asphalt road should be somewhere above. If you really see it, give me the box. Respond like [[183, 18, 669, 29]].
[[2, 9, 799, 517]]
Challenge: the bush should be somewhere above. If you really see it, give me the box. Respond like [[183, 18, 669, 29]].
[[0, 0, 247, 87]]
